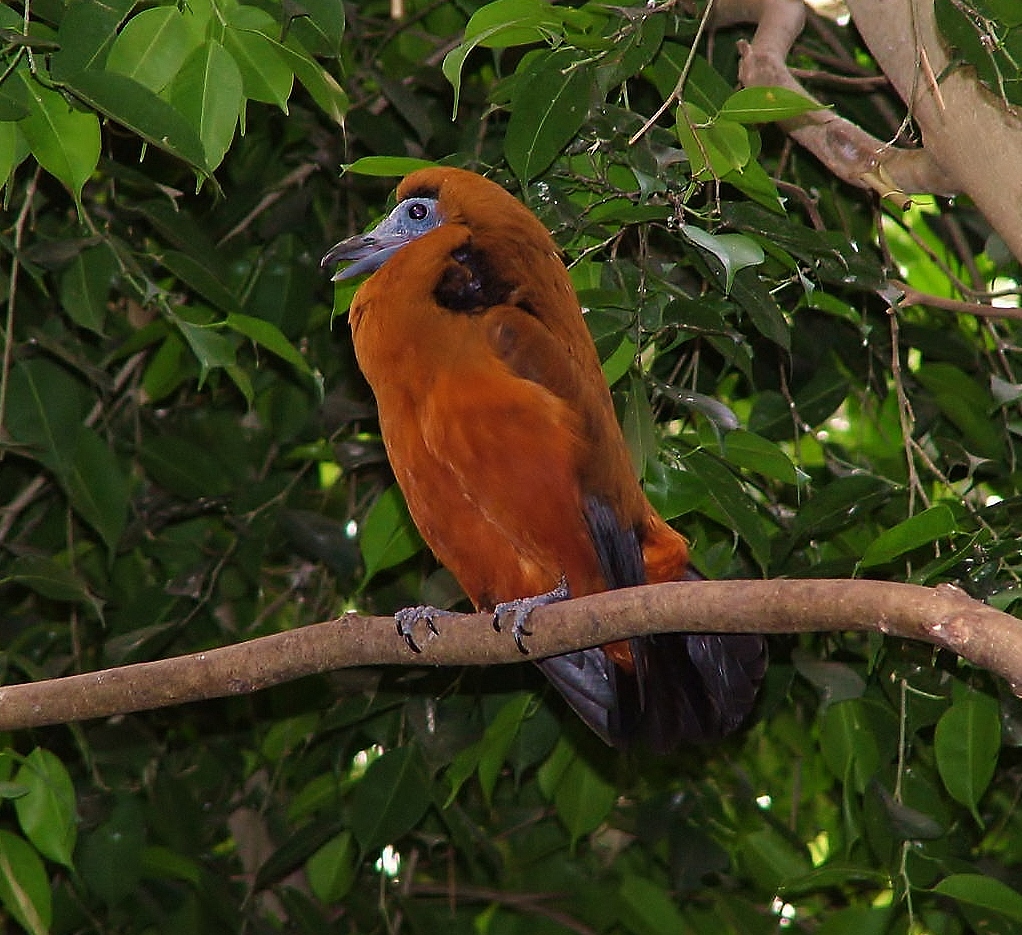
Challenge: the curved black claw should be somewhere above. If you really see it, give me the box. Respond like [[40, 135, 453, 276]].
[[394, 605, 452, 654], [492, 577, 570, 656]]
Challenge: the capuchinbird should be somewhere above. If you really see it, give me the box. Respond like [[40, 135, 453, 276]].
[[322, 167, 765, 752]]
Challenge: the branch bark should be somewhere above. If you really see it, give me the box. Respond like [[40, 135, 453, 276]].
[[0, 579, 1019, 730], [713, 0, 1022, 261], [845, 0, 1022, 261]]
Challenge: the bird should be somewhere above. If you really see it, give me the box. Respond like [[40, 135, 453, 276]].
[[321, 166, 765, 752]]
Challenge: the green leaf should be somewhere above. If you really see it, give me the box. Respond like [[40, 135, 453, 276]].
[[279, 39, 348, 124], [819, 698, 898, 793], [676, 103, 751, 179], [445, 692, 534, 806], [619, 875, 689, 935], [59, 243, 117, 334], [681, 225, 765, 293], [731, 268, 791, 351], [718, 428, 801, 484], [167, 39, 243, 171], [49, 0, 134, 78], [545, 749, 616, 843], [601, 335, 636, 387], [934, 687, 1000, 823], [343, 156, 436, 177], [158, 249, 240, 313], [3, 555, 103, 616], [443, 0, 565, 114], [141, 333, 192, 403], [140, 845, 203, 886], [78, 797, 146, 908], [506, 49, 591, 182], [916, 362, 1005, 459], [684, 448, 772, 573], [857, 504, 958, 569], [13, 749, 77, 870], [224, 7, 294, 110], [718, 86, 823, 123], [4, 359, 126, 550], [643, 462, 709, 521], [225, 312, 322, 392], [0, 120, 29, 185], [4, 357, 86, 468], [737, 826, 813, 892], [138, 433, 233, 499], [349, 746, 431, 853], [307, 831, 357, 903], [286, 0, 346, 58], [63, 426, 130, 554], [932, 874, 1022, 923], [106, 6, 199, 93], [13, 68, 101, 206], [0, 830, 52, 935], [655, 381, 740, 432], [785, 475, 892, 547], [359, 484, 425, 583], [60, 68, 210, 172], [623, 373, 659, 480], [172, 315, 239, 386]]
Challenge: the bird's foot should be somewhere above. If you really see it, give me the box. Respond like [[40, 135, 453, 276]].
[[492, 576, 570, 655], [394, 605, 454, 654]]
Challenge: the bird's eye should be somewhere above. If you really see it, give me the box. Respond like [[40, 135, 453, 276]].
[[407, 201, 429, 221]]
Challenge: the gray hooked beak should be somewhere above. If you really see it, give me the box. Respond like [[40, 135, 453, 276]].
[[321, 196, 442, 282]]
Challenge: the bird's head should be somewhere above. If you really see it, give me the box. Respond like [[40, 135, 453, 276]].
[[321, 167, 557, 282], [320, 187, 443, 282]]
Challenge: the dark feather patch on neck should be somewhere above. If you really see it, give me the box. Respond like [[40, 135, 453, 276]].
[[434, 244, 513, 313]]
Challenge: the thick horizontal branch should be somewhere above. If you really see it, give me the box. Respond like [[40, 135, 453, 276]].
[[0, 580, 1019, 731]]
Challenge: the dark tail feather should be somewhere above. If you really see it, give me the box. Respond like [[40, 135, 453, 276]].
[[535, 497, 766, 752], [630, 631, 767, 752], [537, 651, 636, 747]]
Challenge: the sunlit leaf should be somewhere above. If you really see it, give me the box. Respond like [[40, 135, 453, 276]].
[[107, 6, 198, 93], [224, 7, 294, 110], [13, 749, 77, 870], [13, 68, 100, 206], [307, 831, 357, 903], [344, 156, 436, 177], [718, 86, 823, 123], [0, 830, 51, 935], [359, 484, 425, 583], [167, 39, 243, 171], [858, 504, 958, 569], [442, 0, 566, 111]]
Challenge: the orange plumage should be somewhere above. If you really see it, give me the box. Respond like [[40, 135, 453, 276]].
[[323, 167, 765, 751]]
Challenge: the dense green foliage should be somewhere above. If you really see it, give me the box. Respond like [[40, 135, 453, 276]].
[[1, 1, 1022, 933]]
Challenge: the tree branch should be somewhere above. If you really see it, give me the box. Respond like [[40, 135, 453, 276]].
[[713, 0, 1022, 261], [0, 579, 1019, 730], [845, 0, 1022, 262], [714, 0, 955, 205]]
